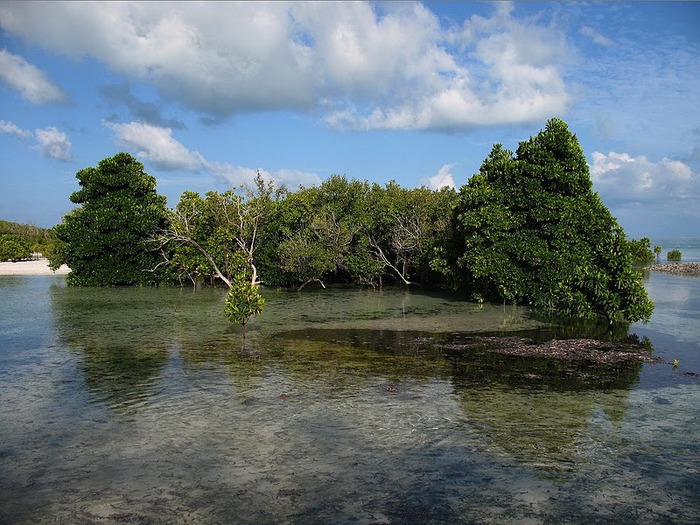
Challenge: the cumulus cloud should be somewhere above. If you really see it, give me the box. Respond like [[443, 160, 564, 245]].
[[590, 151, 698, 203], [33, 127, 72, 161], [423, 163, 456, 190], [104, 121, 206, 171], [105, 120, 321, 189], [212, 165, 321, 190], [1, 119, 72, 161], [0, 2, 570, 131], [0, 49, 67, 104], [101, 83, 184, 129]]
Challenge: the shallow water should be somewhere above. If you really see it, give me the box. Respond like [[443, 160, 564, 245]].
[[0, 274, 698, 524]]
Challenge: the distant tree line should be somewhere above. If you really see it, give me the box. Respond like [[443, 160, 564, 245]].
[[0, 220, 54, 262], [47, 119, 654, 325]]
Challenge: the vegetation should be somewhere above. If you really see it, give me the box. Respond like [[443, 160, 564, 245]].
[[224, 275, 265, 337], [46, 118, 654, 326], [440, 118, 653, 323], [627, 237, 655, 265], [0, 234, 31, 262], [48, 152, 169, 286], [667, 249, 682, 261], [0, 220, 54, 256]]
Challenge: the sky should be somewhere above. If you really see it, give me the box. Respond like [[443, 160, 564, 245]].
[[1, 1, 699, 239]]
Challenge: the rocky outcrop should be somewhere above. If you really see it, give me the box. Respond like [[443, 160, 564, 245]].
[[648, 262, 700, 276]]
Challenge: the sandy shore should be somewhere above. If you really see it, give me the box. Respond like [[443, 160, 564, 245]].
[[0, 258, 70, 276]]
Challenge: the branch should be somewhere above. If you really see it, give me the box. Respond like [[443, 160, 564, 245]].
[[298, 277, 326, 292], [368, 235, 413, 286], [154, 230, 232, 289]]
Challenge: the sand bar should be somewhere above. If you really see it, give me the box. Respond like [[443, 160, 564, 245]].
[[0, 259, 70, 276]]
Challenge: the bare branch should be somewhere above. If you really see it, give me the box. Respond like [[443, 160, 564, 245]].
[[369, 235, 413, 286]]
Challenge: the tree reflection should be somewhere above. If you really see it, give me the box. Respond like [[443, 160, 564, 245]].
[[444, 332, 646, 474], [50, 285, 171, 412], [276, 326, 647, 474]]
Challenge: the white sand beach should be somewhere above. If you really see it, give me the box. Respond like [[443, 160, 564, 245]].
[[0, 259, 70, 276]]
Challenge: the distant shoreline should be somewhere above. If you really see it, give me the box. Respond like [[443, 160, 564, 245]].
[[3, 259, 699, 278], [0, 258, 70, 276], [647, 262, 700, 276]]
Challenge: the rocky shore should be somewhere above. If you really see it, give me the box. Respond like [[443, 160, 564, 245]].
[[647, 262, 700, 276]]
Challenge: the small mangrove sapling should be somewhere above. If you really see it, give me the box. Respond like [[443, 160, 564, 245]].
[[224, 275, 264, 337]]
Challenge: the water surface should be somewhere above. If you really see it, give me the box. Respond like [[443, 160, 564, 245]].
[[0, 274, 698, 524]]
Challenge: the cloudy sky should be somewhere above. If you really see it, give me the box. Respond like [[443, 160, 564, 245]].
[[1, 1, 699, 238]]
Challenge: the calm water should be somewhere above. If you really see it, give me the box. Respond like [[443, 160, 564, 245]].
[[0, 272, 698, 524], [650, 236, 700, 262]]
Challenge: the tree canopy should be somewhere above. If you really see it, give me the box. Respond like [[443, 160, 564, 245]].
[[49, 152, 169, 286], [0, 234, 31, 262], [445, 118, 653, 323], [46, 118, 654, 325], [0, 220, 53, 256]]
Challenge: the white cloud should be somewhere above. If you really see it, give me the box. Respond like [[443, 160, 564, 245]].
[[1, 119, 73, 161], [33, 127, 72, 161], [590, 151, 698, 203], [212, 165, 321, 191], [324, 2, 570, 130], [270, 168, 322, 190], [423, 163, 456, 190], [0, 119, 32, 138], [103, 121, 206, 171], [105, 120, 321, 190], [0, 49, 67, 104], [0, 2, 570, 131]]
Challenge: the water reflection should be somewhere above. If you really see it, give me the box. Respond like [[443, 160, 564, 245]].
[[0, 278, 688, 523], [50, 286, 172, 411], [280, 327, 640, 474], [49, 283, 645, 465]]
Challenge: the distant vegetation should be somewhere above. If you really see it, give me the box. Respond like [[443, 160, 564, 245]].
[[667, 249, 682, 261], [48, 118, 654, 324], [626, 237, 656, 265], [0, 220, 54, 261]]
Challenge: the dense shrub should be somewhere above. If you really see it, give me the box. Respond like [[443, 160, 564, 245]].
[[444, 118, 653, 323], [667, 249, 682, 261], [49, 153, 169, 286]]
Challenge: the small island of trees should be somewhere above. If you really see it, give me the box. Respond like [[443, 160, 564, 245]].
[[46, 119, 655, 329]]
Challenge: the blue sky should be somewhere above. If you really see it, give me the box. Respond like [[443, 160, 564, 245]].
[[1, 1, 699, 238]]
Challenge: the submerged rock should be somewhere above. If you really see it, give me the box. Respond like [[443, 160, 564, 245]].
[[438, 336, 663, 364]]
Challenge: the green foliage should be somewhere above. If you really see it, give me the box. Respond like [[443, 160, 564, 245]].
[[49, 152, 169, 286], [627, 237, 655, 265], [667, 249, 682, 261], [0, 220, 54, 255], [0, 234, 31, 261], [448, 118, 653, 323], [47, 123, 654, 328], [224, 275, 265, 336], [278, 228, 337, 290], [257, 175, 457, 288], [163, 173, 277, 288]]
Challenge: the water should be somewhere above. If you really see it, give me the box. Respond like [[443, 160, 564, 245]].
[[649, 236, 700, 262], [0, 274, 698, 524]]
